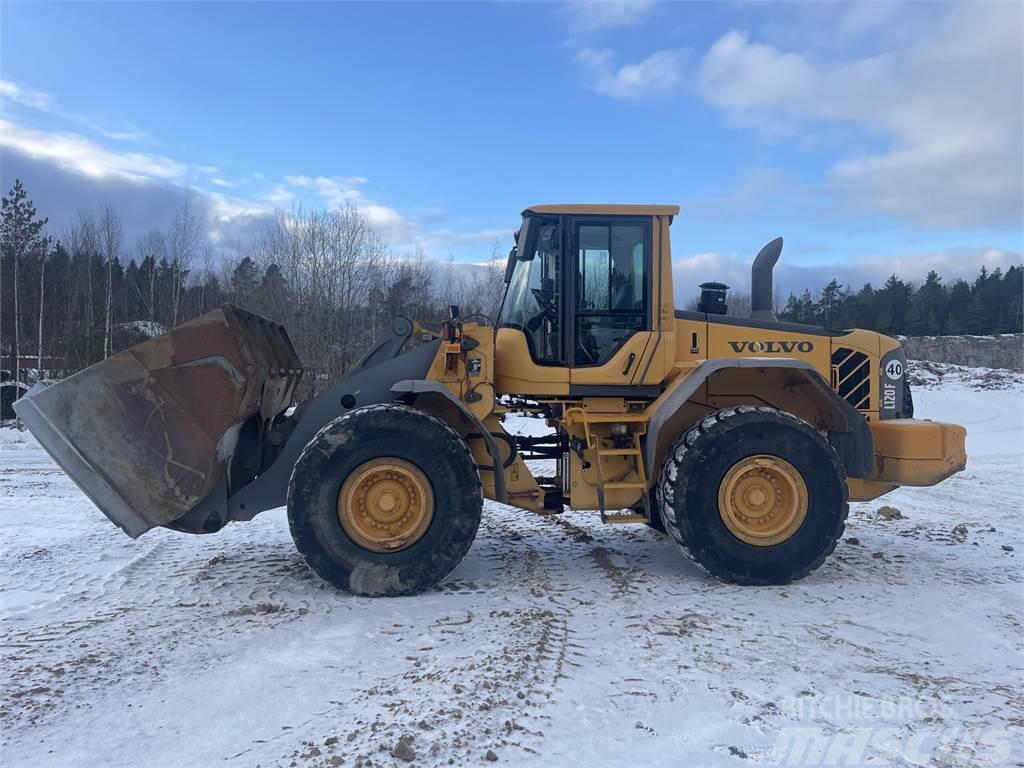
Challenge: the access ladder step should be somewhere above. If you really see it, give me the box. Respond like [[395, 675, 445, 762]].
[[603, 481, 647, 490], [597, 448, 641, 456], [601, 512, 649, 524]]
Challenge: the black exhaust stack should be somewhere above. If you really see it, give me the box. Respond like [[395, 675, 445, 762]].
[[750, 237, 783, 321]]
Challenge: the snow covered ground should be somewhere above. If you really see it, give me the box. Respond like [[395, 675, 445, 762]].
[[1, 366, 1021, 767]]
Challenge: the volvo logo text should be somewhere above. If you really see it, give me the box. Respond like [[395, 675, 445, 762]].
[[728, 340, 814, 354]]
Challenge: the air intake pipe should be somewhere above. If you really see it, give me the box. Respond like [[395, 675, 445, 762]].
[[750, 237, 783, 321]]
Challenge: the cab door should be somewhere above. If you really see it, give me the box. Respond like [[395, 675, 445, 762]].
[[567, 216, 658, 393], [494, 215, 571, 397]]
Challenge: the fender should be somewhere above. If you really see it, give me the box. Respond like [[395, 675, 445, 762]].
[[389, 379, 508, 504], [643, 358, 874, 480]]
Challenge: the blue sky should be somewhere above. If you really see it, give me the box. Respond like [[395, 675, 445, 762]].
[[1, 0, 1021, 293]]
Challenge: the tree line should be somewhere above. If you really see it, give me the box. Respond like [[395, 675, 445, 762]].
[[0, 180, 505, 401], [776, 270, 1023, 336], [1, 178, 1021, 402]]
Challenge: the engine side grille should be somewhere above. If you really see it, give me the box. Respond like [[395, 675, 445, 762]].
[[831, 347, 871, 410]]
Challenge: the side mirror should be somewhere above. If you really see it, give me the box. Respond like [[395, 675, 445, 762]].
[[504, 246, 516, 284]]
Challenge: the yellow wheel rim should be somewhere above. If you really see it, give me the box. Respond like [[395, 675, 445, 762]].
[[338, 458, 434, 553], [718, 455, 808, 547]]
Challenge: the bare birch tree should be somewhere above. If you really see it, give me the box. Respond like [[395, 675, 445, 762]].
[[65, 210, 99, 364], [198, 243, 217, 314], [251, 205, 390, 398], [166, 191, 201, 326], [98, 203, 123, 359], [133, 229, 165, 325], [37, 236, 52, 374]]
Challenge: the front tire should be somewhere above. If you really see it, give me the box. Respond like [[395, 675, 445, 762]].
[[287, 404, 483, 596], [657, 406, 847, 585]]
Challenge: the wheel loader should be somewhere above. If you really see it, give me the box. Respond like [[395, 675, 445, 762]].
[[15, 204, 967, 596]]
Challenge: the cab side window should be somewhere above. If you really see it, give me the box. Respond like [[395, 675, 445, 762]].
[[499, 220, 562, 363], [575, 222, 646, 365]]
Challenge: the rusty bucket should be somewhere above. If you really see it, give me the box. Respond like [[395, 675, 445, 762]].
[[14, 305, 302, 537]]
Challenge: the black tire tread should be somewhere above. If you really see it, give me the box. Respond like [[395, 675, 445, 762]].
[[656, 405, 848, 585], [287, 403, 483, 596]]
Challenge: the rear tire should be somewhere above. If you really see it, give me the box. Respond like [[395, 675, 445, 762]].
[[657, 406, 847, 585], [287, 404, 483, 596]]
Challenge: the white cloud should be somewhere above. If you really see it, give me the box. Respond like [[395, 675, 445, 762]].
[[577, 47, 686, 100], [699, 31, 828, 113], [683, 168, 813, 219], [833, 1, 902, 44], [206, 192, 270, 222], [433, 227, 513, 245], [205, 192, 275, 246], [283, 174, 368, 208], [210, 172, 263, 188], [101, 127, 144, 141], [0, 80, 53, 110], [696, 1, 1024, 228], [361, 208, 512, 252], [262, 184, 296, 204], [278, 174, 509, 252], [363, 204, 415, 243], [566, 0, 657, 32], [0, 119, 183, 182], [0, 79, 147, 143], [279, 175, 415, 242], [0, 109, 511, 258]]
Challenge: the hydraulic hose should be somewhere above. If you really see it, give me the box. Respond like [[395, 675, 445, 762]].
[[466, 431, 518, 470]]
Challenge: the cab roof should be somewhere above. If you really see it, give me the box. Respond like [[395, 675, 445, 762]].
[[523, 203, 680, 220]]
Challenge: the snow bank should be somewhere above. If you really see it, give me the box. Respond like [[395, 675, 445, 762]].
[[908, 358, 1024, 390]]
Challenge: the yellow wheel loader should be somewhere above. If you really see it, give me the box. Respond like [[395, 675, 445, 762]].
[[15, 204, 967, 596]]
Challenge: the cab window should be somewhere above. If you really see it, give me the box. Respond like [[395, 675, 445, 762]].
[[575, 222, 646, 365], [498, 219, 562, 364]]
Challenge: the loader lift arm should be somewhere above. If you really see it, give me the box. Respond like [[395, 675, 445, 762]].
[[171, 318, 448, 533]]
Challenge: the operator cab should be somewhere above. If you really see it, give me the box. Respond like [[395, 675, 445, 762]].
[[496, 204, 678, 396]]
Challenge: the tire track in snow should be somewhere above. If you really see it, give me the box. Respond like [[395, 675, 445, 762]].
[[2, 399, 1022, 767]]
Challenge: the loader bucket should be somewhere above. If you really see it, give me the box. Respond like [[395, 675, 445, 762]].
[[14, 305, 301, 538]]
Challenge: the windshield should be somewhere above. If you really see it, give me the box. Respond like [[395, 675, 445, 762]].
[[498, 217, 562, 364]]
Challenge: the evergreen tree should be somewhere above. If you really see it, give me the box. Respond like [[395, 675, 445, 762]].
[[258, 262, 290, 315], [908, 270, 946, 335], [874, 275, 912, 336], [967, 267, 1001, 334], [848, 284, 876, 330], [944, 279, 971, 334], [231, 256, 259, 307], [816, 279, 846, 328], [1000, 265, 1023, 333], [780, 289, 816, 324], [1, 179, 49, 389]]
